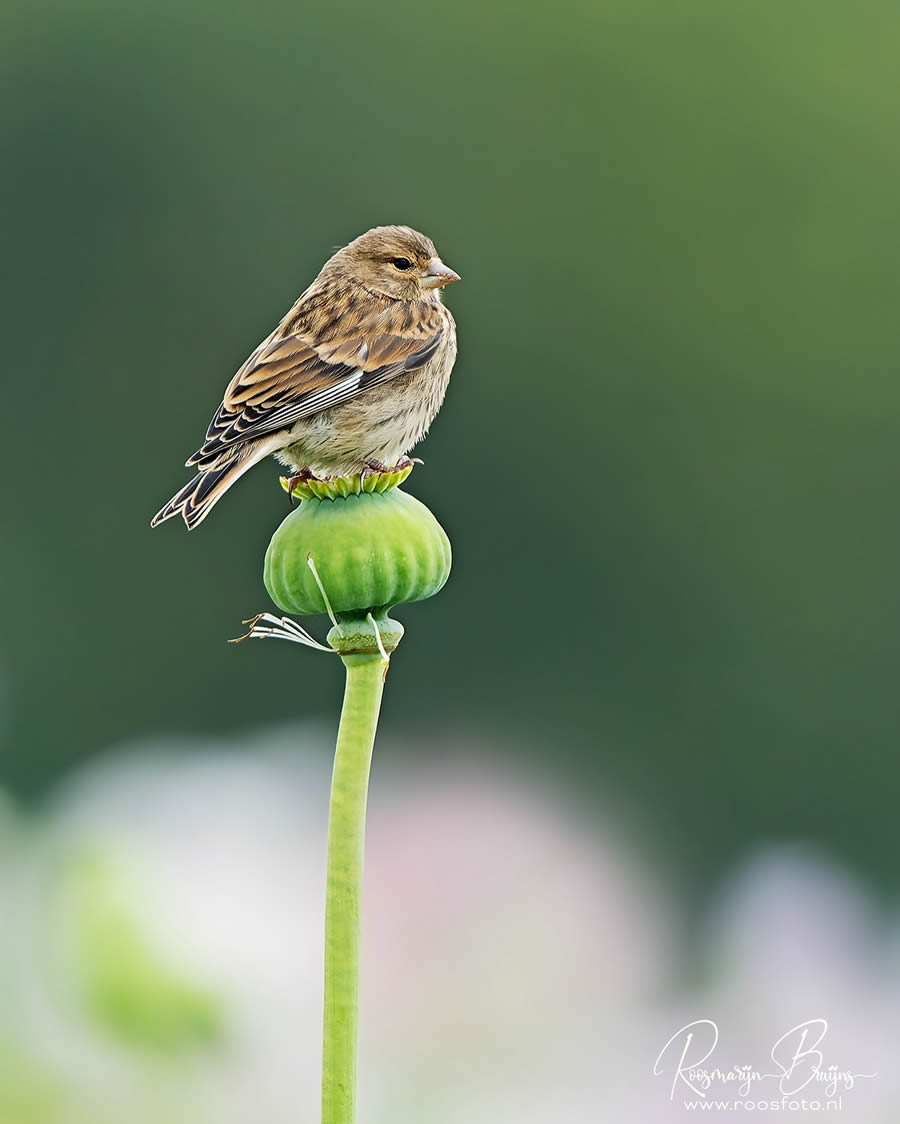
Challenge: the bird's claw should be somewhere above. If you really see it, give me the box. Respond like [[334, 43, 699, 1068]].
[[286, 470, 315, 506]]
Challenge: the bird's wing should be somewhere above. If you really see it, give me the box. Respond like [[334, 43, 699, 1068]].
[[187, 299, 446, 466]]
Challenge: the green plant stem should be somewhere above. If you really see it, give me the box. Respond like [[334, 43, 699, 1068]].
[[321, 651, 388, 1124]]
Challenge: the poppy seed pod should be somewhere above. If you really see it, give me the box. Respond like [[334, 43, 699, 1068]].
[[263, 471, 451, 644], [242, 466, 453, 1120]]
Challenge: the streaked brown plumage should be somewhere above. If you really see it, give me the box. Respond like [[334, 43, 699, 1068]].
[[151, 226, 459, 530]]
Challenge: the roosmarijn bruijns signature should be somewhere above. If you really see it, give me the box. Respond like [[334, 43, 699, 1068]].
[[653, 1019, 876, 1105]]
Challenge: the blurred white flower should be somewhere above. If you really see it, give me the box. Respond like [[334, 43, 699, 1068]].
[[648, 847, 900, 1122]]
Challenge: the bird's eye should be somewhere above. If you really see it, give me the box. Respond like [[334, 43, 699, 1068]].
[[391, 257, 413, 271]]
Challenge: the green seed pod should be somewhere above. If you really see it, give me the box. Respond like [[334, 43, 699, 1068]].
[[263, 472, 452, 631]]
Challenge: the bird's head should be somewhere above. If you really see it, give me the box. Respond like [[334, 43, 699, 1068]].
[[328, 225, 460, 302]]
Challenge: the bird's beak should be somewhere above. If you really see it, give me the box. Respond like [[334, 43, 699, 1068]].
[[421, 258, 461, 289]]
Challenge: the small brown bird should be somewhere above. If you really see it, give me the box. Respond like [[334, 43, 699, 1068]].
[[151, 225, 459, 530]]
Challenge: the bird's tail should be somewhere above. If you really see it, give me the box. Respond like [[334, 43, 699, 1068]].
[[151, 441, 276, 530]]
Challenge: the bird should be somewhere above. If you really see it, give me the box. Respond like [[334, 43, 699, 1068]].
[[151, 225, 459, 530]]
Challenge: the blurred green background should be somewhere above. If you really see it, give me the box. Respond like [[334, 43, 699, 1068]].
[[2, 0, 898, 892]]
